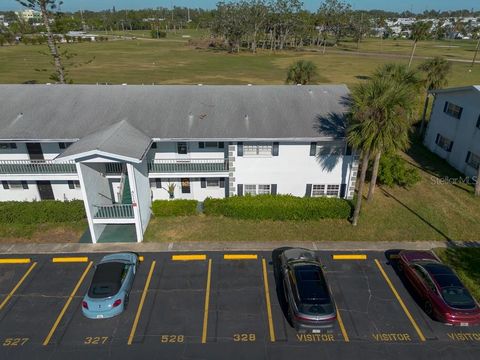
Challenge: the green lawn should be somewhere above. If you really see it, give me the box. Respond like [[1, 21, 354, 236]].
[[434, 248, 480, 302], [0, 37, 478, 86], [144, 139, 480, 243], [0, 221, 87, 243]]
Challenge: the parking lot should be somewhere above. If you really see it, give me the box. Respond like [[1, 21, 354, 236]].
[[0, 250, 480, 360]]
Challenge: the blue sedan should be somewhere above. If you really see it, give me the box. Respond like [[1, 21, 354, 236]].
[[82, 252, 139, 319]]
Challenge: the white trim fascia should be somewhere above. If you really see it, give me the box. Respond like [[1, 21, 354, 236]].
[[56, 150, 142, 163], [76, 162, 97, 244], [148, 172, 228, 178], [92, 218, 136, 224], [152, 137, 345, 142], [127, 163, 143, 243], [428, 85, 479, 95]]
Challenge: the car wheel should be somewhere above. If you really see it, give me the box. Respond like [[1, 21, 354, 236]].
[[424, 301, 433, 316]]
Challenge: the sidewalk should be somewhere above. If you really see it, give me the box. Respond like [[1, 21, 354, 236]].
[[0, 239, 477, 255]]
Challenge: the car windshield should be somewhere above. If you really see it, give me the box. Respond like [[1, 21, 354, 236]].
[[294, 264, 331, 305], [88, 262, 126, 299], [440, 285, 476, 309]]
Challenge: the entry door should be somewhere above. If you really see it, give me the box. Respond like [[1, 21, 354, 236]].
[[181, 178, 193, 198], [27, 143, 44, 160], [37, 181, 55, 200]]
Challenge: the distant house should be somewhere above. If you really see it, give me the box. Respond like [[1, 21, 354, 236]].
[[424, 85, 480, 178], [0, 85, 358, 243]]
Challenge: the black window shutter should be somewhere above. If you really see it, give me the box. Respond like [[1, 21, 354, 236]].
[[237, 184, 243, 196], [155, 178, 162, 189], [443, 101, 449, 113], [199, 142, 205, 148], [201, 178, 206, 188], [272, 142, 279, 156], [447, 141, 454, 152], [466, 151, 471, 163], [237, 142, 243, 156], [346, 145, 352, 156], [340, 184, 347, 198], [305, 184, 312, 197], [219, 177, 225, 188], [68, 180, 74, 189], [457, 107, 463, 119], [10, 143, 17, 149], [271, 184, 277, 195], [477, 115, 480, 128], [218, 142, 225, 149], [21, 181, 28, 189], [435, 134, 440, 144], [309, 142, 317, 156], [2, 181, 9, 189], [59, 142, 66, 149]]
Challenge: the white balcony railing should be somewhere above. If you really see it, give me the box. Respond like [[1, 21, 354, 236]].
[[148, 158, 229, 173], [0, 160, 77, 174]]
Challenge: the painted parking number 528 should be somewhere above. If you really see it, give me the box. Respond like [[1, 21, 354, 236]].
[[3, 338, 29, 347]]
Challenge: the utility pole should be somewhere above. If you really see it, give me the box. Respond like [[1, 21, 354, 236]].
[[80, 9, 86, 32], [472, 36, 480, 68]]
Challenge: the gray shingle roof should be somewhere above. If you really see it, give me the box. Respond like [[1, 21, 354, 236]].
[[57, 120, 152, 161], [0, 84, 350, 141]]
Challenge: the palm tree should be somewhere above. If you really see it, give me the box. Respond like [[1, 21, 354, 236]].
[[285, 60, 318, 85], [418, 57, 451, 136], [408, 22, 431, 68], [365, 63, 420, 201], [17, 0, 66, 83], [347, 78, 415, 223]]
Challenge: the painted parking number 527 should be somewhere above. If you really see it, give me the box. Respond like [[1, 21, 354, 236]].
[[3, 338, 29, 347]]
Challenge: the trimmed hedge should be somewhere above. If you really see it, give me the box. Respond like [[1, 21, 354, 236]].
[[0, 200, 86, 224], [204, 195, 352, 221], [152, 200, 198, 217]]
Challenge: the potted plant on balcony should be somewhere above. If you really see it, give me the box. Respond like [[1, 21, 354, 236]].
[[167, 183, 176, 199]]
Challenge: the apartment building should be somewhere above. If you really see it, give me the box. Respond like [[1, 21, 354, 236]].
[[424, 85, 480, 178], [0, 84, 358, 243]]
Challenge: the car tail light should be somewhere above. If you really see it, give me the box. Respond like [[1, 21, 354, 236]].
[[112, 299, 122, 308], [82, 301, 88, 310]]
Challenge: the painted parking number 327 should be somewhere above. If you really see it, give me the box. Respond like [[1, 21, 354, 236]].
[[84, 336, 108, 345], [3, 338, 29, 347]]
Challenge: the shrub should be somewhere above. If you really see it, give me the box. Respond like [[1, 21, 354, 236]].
[[204, 195, 352, 221], [0, 200, 86, 224], [151, 29, 167, 39], [151, 200, 198, 217], [377, 153, 421, 188]]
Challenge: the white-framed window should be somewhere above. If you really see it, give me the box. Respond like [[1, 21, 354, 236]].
[[68, 180, 81, 189], [435, 134, 453, 152], [2, 181, 28, 190], [243, 142, 273, 156], [326, 184, 340, 196], [206, 178, 219, 187], [466, 152, 480, 170], [311, 184, 340, 197], [444, 101, 463, 119], [258, 184, 271, 195], [312, 185, 326, 196], [244, 184, 257, 195]]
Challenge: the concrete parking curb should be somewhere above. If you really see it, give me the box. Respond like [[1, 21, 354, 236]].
[[0, 239, 478, 255]]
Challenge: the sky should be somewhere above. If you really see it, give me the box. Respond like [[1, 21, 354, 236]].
[[0, 0, 479, 13]]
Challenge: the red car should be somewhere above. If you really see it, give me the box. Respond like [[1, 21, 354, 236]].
[[398, 250, 480, 326]]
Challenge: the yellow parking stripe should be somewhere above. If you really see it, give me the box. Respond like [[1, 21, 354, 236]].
[[52, 257, 88, 263], [172, 254, 207, 261], [201, 259, 212, 344], [336, 309, 350, 342], [128, 261, 156, 345], [0, 258, 31, 264], [43, 261, 93, 346], [0, 262, 37, 311], [224, 254, 258, 260], [374, 259, 426, 342], [262, 258, 275, 342], [332, 254, 367, 260]]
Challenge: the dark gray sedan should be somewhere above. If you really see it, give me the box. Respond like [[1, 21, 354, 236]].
[[280, 248, 337, 333]]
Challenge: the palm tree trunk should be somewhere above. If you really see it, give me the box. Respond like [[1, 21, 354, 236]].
[[352, 150, 370, 226], [419, 94, 430, 136], [475, 165, 480, 196], [408, 40, 417, 68], [367, 151, 381, 202], [39, 2, 65, 84]]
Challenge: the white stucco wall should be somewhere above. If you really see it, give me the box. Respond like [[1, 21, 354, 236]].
[[0, 180, 82, 201], [131, 160, 152, 233], [150, 177, 227, 201], [150, 141, 227, 160], [424, 89, 480, 177]]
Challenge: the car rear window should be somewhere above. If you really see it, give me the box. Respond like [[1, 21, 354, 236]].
[[88, 262, 126, 298], [441, 286, 476, 309], [294, 265, 331, 305]]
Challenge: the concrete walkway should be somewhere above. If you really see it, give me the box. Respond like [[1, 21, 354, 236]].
[[0, 239, 478, 255]]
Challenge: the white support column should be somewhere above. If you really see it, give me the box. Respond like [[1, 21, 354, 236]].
[[127, 163, 143, 242], [76, 162, 97, 243]]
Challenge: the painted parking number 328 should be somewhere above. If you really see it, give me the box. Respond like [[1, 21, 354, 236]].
[[3, 338, 29, 347], [233, 334, 256, 342], [84, 336, 108, 345]]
